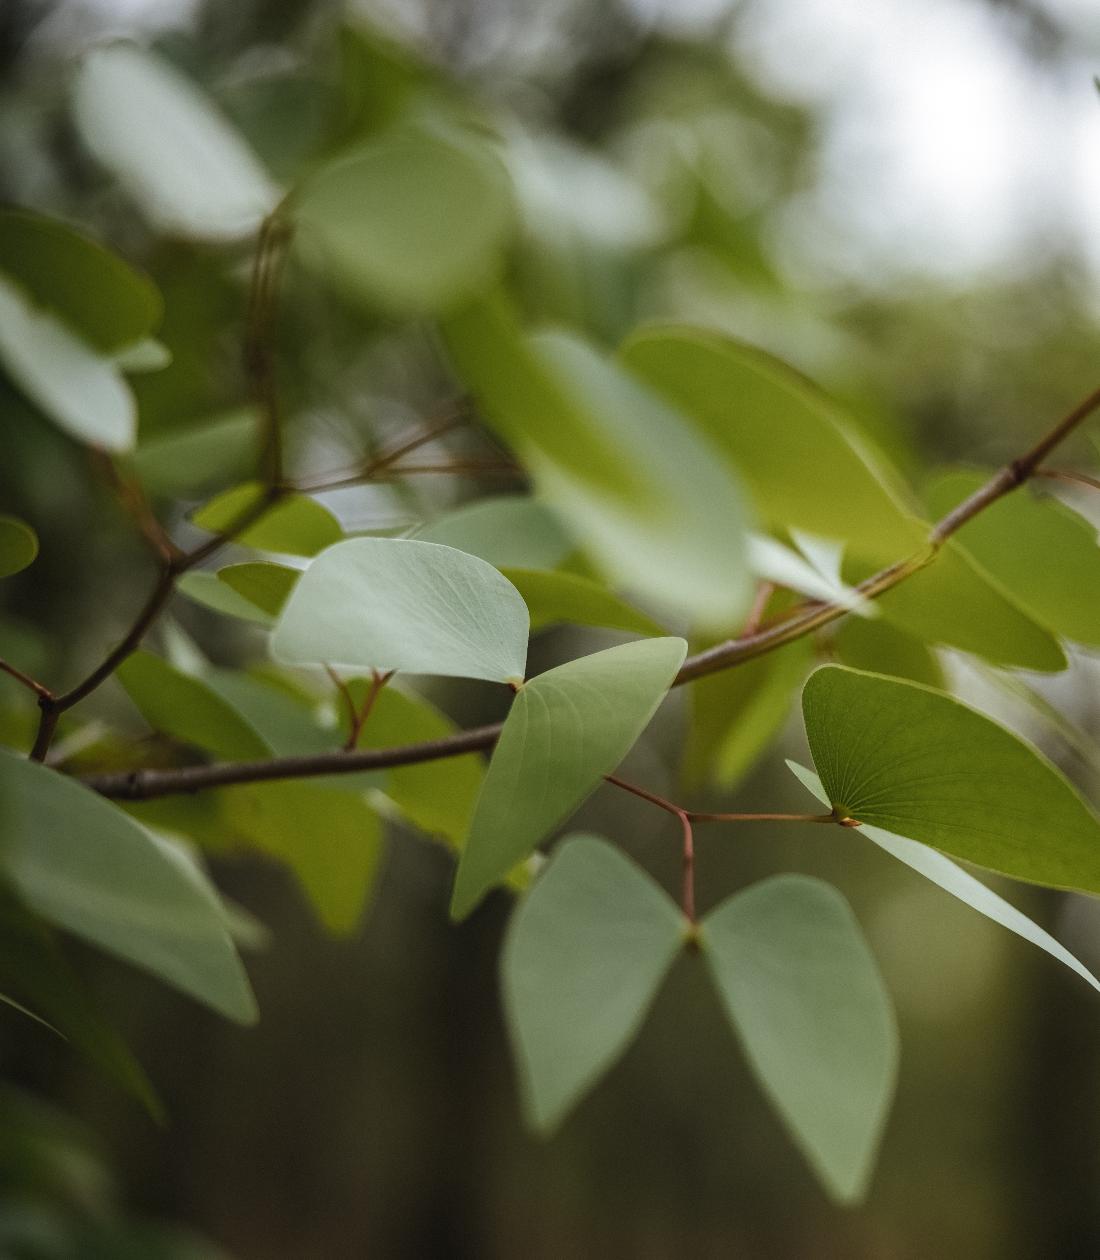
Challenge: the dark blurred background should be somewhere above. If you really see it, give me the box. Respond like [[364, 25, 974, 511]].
[[4, 0, 1100, 1256]]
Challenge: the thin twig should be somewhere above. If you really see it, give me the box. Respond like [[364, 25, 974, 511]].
[[1034, 467, 1100, 494], [0, 658, 52, 701]]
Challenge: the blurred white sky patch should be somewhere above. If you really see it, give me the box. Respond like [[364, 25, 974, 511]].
[[733, 0, 1100, 287]]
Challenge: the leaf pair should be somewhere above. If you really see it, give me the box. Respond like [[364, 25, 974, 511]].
[[503, 836, 897, 1204]]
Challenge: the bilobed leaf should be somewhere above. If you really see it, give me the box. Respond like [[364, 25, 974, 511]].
[[0, 516, 38, 579], [787, 763, 1100, 995], [73, 43, 278, 240], [450, 636, 687, 919], [415, 495, 572, 570], [222, 782, 383, 934], [502, 567, 665, 636], [273, 538, 529, 684], [0, 274, 136, 451], [927, 470, 1100, 646], [832, 615, 944, 690], [116, 651, 269, 760], [292, 120, 513, 314], [621, 326, 919, 563], [0, 751, 256, 1023], [700, 874, 898, 1204], [191, 483, 341, 557], [801, 665, 1100, 893], [445, 297, 754, 631], [217, 562, 298, 618], [130, 408, 258, 497], [0, 208, 161, 352], [501, 834, 686, 1133]]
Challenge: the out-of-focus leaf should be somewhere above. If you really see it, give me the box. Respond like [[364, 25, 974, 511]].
[[273, 538, 529, 684], [789, 763, 1100, 995], [116, 651, 269, 760], [0, 751, 256, 1023], [927, 470, 1100, 646], [292, 120, 513, 315], [451, 637, 687, 919], [112, 337, 171, 373], [445, 297, 754, 631], [130, 409, 258, 498], [802, 665, 1100, 893], [0, 208, 161, 352], [73, 44, 279, 240], [748, 533, 876, 615], [346, 682, 482, 847], [831, 616, 944, 690], [685, 637, 812, 789], [701, 874, 897, 1204], [0, 517, 38, 579], [191, 483, 341, 557], [502, 568, 665, 636], [621, 326, 919, 562], [414, 496, 572, 570], [0, 274, 135, 451], [217, 562, 298, 618], [222, 781, 383, 934], [501, 835, 686, 1133], [176, 571, 276, 626]]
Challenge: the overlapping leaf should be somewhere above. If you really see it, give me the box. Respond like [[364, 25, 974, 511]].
[[192, 484, 342, 557]]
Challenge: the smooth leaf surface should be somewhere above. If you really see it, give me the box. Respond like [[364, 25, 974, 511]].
[[130, 408, 258, 497], [444, 299, 755, 631], [414, 495, 573, 570], [74, 44, 279, 240], [621, 326, 919, 562], [0, 751, 256, 1022], [832, 615, 944, 690], [176, 570, 278, 626], [217, 562, 298, 618], [116, 652, 269, 761], [802, 665, 1100, 893], [501, 567, 666, 636], [192, 484, 341, 557], [451, 636, 687, 918], [113, 336, 171, 372], [0, 208, 161, 352], [928, 470, 1100, 646], [787, 763, 1100, 995], [0, 274, 135, 451], [501, 834, 686, 1132], [0, 516, 38, 579], [292, 121, 513, 314], [273, 538, 530, 684], [701, 874, 898, 1204]]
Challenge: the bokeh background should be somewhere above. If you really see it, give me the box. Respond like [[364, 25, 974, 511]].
[[4, 0, 1100, 1256]]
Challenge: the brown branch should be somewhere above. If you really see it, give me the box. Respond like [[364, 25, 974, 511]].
[[1034, 467, 1100, 494], [0, 658, 52, 701], [78, 378, 1100, 797]]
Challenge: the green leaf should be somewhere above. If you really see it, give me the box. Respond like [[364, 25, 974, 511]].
[[112, 336, 171, 373], [685, 638, 812, 789], [221, 781, 383, 934], [0, 208, 161, 352], [0, 751, 256, 1023], [0, 516, 38, 579], [621, 326, 919, 563], [272, 538, 529, 684], [73, 43, 278, 240], [217, 562, 298, 618], [501, 568, 666, 636], [0, 274, 135, 451], [176, 571, 277, 626], [292, 119, 513, 315], [927, 470, 1100, 646], [191, 483, 342, 557], [444, 298, 755, 631], [414, 495, 573, 570], [501, 834, 686, 1133], [116, 651, 269, 761], [857, 541, 1066, 672], [831, 616, 944, 690], [346, 683, 482, 848], [787, 763, 1100, 995], [700, 874, 898, 1204], [451, 636, 687, 919], [129, 408, 259, 498], [802, 665, 1100, 893]]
